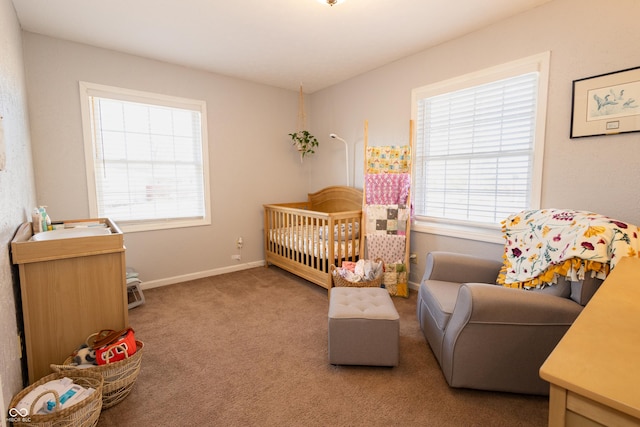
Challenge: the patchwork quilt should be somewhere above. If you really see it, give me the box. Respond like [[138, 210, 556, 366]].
[[365, 204, 410, 236]]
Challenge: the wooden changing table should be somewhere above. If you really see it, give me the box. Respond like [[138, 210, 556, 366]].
[[11, 218, 128, 383], [539, 256, 640, 426]]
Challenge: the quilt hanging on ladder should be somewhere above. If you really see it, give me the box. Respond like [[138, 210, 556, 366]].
[[362, 122, 413, 298]]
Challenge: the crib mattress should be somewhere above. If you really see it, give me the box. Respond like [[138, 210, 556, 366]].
[[268, 226, 360, 259]]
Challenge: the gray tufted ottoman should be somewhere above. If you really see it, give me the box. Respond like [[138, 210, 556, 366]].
[[328, 287, 399, 366]]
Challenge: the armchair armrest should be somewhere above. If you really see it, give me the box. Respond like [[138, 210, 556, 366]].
[[423, 251, 503, 285], [453, 283, 583, 326]]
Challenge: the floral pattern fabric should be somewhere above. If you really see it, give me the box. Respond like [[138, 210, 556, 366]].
[[498, 209, 640, 289], [365, 145, 411, 174], [365, 234, 406, 265], [365, 173, 411, 205]]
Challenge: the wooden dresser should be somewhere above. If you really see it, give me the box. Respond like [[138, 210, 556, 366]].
[[11, 218, 128, 383], [539, 256, 640, 426]]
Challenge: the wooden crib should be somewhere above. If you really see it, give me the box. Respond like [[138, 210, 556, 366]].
[[263, 186, 363, 289]]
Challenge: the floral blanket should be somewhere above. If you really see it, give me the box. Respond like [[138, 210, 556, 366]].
[[365, 145, 411, 174], [366, 234, 406, 265], [498, 209, 639, 289], [364, 173, 411, 205]]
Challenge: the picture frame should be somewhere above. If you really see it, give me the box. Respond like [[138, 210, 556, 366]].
[[570, 66, 640, 138]]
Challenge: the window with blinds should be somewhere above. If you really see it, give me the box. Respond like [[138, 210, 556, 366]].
[[412, 53, 549, 238], [79, 82, 211, 232]]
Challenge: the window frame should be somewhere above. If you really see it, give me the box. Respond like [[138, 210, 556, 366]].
[[410, 52, 550, 243], [79, 81, 211, 233]]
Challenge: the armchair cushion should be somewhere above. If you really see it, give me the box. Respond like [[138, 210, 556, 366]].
[[424, 251, 503, 284], [528, 276, 571, 298], [570, 276, 602, 305], [453, 283, 581, 326]]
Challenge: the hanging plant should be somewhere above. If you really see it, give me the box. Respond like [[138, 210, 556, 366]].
[[290, 84, 319, 162], [289, 130, 319, 158]]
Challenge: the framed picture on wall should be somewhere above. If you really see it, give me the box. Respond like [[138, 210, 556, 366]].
[[570, 66, 640, 138]]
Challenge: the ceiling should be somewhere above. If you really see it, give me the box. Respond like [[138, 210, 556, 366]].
[[11, 0, 552, 93]]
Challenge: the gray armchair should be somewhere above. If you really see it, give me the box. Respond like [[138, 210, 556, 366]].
[[416, 251, 602, 395]]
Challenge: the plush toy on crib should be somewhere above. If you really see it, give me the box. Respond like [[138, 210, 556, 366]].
[[72, 343, 97, 366]]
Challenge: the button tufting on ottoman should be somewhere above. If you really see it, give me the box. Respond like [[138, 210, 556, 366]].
[[328, 287, 399, 366]]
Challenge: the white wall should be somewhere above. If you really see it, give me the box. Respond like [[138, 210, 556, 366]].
[[19, 0, 640, 287], [5, 0, 639, 405], [10, 0, 639, 409], [22, 33, 311, 284], [309, 0, 640, 283], [0, 0, 37, 411]]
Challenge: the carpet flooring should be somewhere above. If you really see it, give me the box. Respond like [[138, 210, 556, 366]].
[[97, 266, 548, 426]]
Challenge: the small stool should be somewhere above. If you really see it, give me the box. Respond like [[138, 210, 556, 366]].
[[328, 287, 399, 366], [126, 268, 145, 309], [127, 278, 145, 309]]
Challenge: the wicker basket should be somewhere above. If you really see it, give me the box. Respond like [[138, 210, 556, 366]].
[[330, 264, 383, 288], [8, 370, 103, 427], [51, 340, 144, 409]]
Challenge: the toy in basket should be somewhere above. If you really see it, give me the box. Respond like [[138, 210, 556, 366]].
[[331, 259, 383, 288], [8, 370, 103, 427], [51, 328, 144, 409]]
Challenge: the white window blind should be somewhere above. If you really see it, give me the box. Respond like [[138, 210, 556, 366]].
[[411, 52, 550, 239], [414, 72, 538, 225], [80, 82, 210, 232]]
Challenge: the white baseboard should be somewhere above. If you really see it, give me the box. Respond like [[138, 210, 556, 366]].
[[141, 260, 422, 293], [141, 260, 266, 290]]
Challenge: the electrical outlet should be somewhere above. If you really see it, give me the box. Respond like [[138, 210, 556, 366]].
[[236, 237, 243, 249], [231, 254, 241, 261], [410, 253, 418, 264]]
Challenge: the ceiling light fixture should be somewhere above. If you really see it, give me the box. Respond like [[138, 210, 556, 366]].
[[322, 0, 345, 6]]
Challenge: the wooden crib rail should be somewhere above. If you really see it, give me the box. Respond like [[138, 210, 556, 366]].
[[263, 203, 362, 289]]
